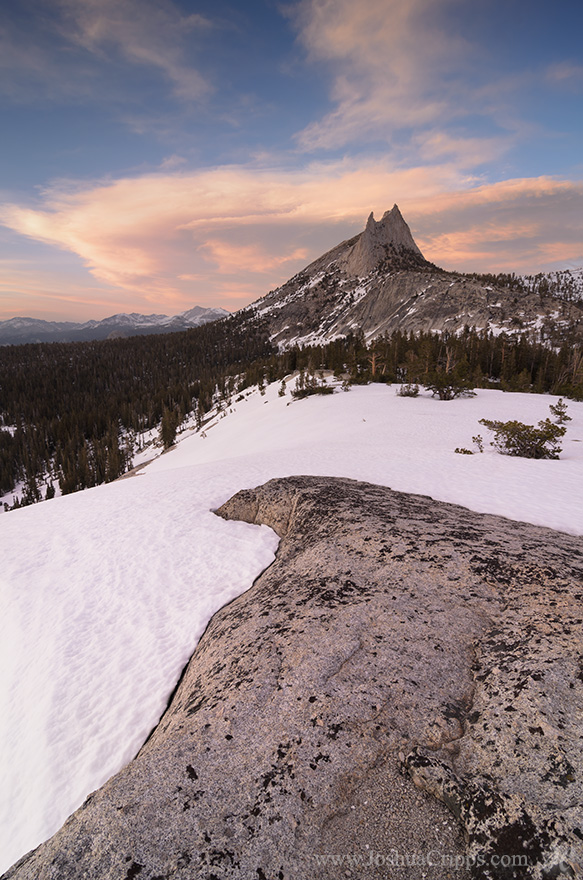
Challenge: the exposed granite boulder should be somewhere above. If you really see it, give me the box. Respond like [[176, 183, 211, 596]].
[[4, 476, 583, 880]]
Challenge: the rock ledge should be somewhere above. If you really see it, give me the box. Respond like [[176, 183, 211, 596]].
[[4, 476, 582, 880]]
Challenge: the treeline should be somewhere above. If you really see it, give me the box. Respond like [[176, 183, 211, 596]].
[[255, 328, 583, 397], [1, 322, 582, 508], [523, 271, 583, 303], [0, 312, 272, 505], [464, 270, 583, 303]]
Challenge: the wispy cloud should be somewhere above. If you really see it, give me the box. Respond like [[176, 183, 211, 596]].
[[290, 0, 480, 151], [546, 62, 583, 86], [0, 255, 128, 322], [2, 161, 582, 318], [408, 177, 583, 271], [288, 0, 561, 189], [0, 0, 212, 103], [412, 130, 512, 170], [57, 0, 212, 100]]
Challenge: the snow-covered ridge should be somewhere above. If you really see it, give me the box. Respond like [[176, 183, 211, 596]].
[[522, 267, 583, 302], [0, 306, 229, 345]]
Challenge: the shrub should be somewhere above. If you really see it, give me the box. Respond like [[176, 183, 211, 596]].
[[397, 383, 419, 397], [291, 385, 335, 399], [478, 417, 566, 459], [472, 434, 484, 453], [549, 398, 571, 425], [291, 371, 335, 399], [425, 371, 475, 400]]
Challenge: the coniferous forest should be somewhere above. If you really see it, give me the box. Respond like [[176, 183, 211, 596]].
[[0, 313, 272, 505], [1, 312, 582, 508]]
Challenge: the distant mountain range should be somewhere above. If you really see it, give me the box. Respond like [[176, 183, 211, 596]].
[[0, 305, 229, 345], [245, 205, 583, 348]]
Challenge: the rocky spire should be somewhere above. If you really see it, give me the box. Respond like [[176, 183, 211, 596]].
[[343, 204, 426, 276]]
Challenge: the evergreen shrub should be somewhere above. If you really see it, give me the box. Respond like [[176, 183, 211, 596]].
[[425, 371, 475, 400], [397, 383, 420, 397], [478, 416, 566, 459]]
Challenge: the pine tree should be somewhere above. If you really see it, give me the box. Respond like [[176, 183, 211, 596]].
[[160, 408, 179, 449]]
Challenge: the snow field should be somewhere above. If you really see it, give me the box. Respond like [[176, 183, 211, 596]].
[[1, 381, 582, 872], [151, 382, 583, 535], [0, 474, 279, 872]]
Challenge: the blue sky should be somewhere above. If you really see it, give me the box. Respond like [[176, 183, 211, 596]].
[[1, 0, 582, 321]]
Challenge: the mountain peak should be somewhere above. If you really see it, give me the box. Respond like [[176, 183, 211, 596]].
[[0, 305, 229, 345], [343, 205, 426, 276]]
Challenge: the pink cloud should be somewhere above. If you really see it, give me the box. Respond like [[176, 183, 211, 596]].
[[0, 258, 136, 322], [1, 159, 470, 302], [409, 178, 583, 272], [290, 0, 481, 151], [200, 239, 309, 275], [546, 62, 583, 85], [413, 130, 512, 170], [1, 163, 582, 318]]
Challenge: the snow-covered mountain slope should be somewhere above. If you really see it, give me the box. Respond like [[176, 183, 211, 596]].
[[522, 267, 583, 302], [1, 382, 583, 873], [244, 207, 583, 348], [0, 306, 229, 345]]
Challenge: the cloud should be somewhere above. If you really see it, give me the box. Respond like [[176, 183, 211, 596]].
[[408, 177, 583, 271], [413, 131, 511, 170], [0, 255, 129, 322], [57, 0, 212, 100], [290, 0, 483, 151], [1, 157, 477, 287], [0, 0, 211, 103], [289, 0, 563, 184], [2, 161, 582, 318], [546, 62, 583, 86], [200, 240, 309, 274]]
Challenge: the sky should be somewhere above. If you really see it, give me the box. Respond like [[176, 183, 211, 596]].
[[0, 0, 582, 321]]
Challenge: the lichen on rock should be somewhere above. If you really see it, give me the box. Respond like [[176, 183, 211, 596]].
[[4, 476, 582, 880]]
